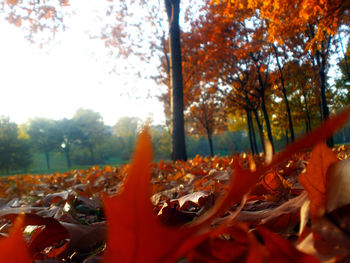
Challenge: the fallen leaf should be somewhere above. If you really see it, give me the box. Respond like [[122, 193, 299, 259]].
[[42, 191, 70, 206], [59, 221, 106, 259], [187, 225, 249, 262], [261, 192, 308, 233], [173, 191, 210, 210], [299, 143, 338, 219], [311, 215, 350, 261], [3, 213, 69, 257], [157, 202, 198, 226], [0, 214, 32, 263], [326, 159, 350, 212], [256, 226, 320, 263], [102, 129, 203, 263]]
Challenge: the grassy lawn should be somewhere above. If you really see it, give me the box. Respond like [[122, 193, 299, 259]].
[[3, 153, 126, 176]]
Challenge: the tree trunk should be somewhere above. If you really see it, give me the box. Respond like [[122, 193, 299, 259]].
[[246, 109, 254, 154], [202, 106, 214, 157], [300, 92, 312, 132], [252, 109, 266, 153], [261, 98, 275, 153], [207, 133, 214, 157], [315, 48, 333, 147], [165, 0, 187, 161], [272, 44, 295, 142], [244, 92, 258, 153], [251, 120, 258, 153], [257, 70, 275, 153], [309, 24, 333, 147], [304, 115, 311, 133], [259, 85, 275, 152], [65, 145, 72, 168], [315, 51, 329, 120], [88, 145, 95, 164], [285, 129, 289, 146], [246, 108, 256, 154], [305, 105, 312, 133], [44, 152, 51, 170]]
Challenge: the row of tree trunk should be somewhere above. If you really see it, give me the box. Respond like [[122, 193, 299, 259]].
[[165, 1, 334, 160]]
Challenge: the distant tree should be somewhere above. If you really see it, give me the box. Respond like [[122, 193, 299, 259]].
[[0, 117, 32, 174], [179, 5, 277, 152], [186, 136, 211, 158], [72, 108, 107, 165], [271, 43, 295, 142], [225, 70, 264, 154], [27, 118, 61, 170], [284, 61, 320, 134], [215, 130, 250, 154], [56, 118, 78, 168], [93, 130, 124, 164], [113, 117, 140, 161], [186, 89, 227, 156], [149, 124, 171, 160]]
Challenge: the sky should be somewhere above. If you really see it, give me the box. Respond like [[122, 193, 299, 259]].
[[0, 1, 166, 126], [0, 1, 346, 127]]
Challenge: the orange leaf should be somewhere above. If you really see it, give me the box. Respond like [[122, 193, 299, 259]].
[[219, 106, 350, 215], [0, 214, 32, 263], [102, 129, 259, 262], [102, 105, 350, 262], [226, 161, 261, 205], [103, 129, 204, 263], [4, 213, 70, 257], [261, 172, 285, 194], [299, 143, 338, 219]]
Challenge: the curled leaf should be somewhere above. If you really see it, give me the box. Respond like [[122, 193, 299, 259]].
[[299, 143, 338, 219], [326, 159, 350, 212]]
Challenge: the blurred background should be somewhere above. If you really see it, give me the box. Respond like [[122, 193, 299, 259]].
[[0, 0, 349, 174]]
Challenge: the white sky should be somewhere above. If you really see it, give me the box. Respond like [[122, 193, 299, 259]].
[[0, 1, 166, 126], [0, 1, 346, 127]]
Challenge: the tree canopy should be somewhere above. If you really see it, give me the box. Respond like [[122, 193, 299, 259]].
[[0, 117, 31, 173]]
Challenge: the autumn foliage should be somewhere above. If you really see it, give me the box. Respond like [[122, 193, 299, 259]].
[[0, 106, 348, 262]]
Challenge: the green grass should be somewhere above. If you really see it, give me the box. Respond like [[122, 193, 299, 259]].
[[3, 152, 126, 176], [32, 152, 67, 170]]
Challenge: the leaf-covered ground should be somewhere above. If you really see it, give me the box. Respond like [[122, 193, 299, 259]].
[[1, 108, 350, 263]]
